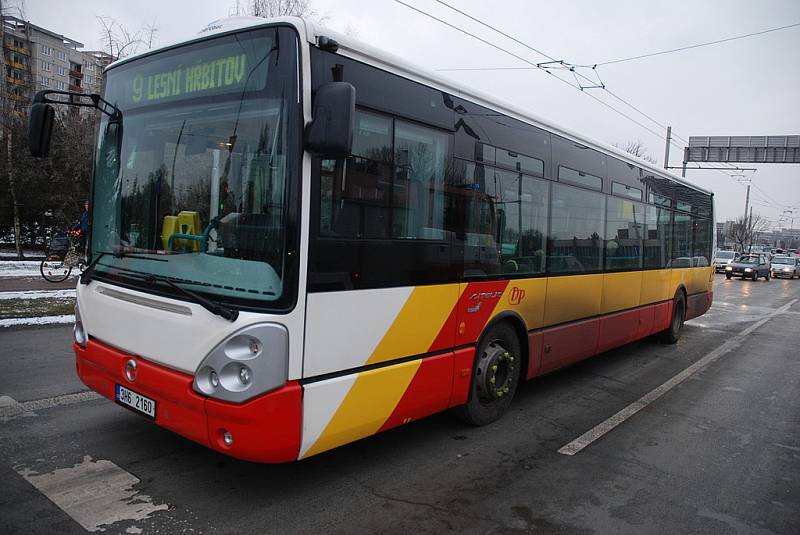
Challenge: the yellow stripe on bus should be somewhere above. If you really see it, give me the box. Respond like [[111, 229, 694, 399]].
[[301, 360, 421, 459], [366, 284, 461, 366]]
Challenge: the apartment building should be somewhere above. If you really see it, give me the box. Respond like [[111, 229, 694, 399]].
[[2, 15, 114, 110]]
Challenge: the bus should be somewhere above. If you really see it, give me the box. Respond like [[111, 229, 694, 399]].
[[27, 16, 714, 463]]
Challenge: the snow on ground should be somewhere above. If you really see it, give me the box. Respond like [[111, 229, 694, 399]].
[[0, 314, 75, 328], [0, 289, 76, 300], [0, 250, 44, 258], [0, 261, 44, 278], [0, 260, 78, 279]]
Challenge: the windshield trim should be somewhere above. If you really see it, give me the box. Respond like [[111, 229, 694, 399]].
[[88, 24, 304, 314]]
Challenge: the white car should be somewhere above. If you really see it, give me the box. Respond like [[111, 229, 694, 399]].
[[770, 256, 799, 279], [715, 250, 737, 273]]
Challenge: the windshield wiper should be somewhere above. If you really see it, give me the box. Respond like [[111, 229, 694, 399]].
[[142, 273, 239, 322], [80, 247, 168, 285]]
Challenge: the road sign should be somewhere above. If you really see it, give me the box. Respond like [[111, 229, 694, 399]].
[[687, 136, 800, 163]]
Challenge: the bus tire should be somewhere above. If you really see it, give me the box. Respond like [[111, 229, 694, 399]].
[[660, 291, 685, 345], [453, 322, 522, 426]]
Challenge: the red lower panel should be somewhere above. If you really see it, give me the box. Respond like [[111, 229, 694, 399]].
[[637, 305, 655, 339], [76, 340, 208, 445], [75, 339, 302, 463], [597, 308, 640, 354], [379, 353, 453, 432], [651, 302, 672, 334], [686, 291, 713, 321], [539, 317, 600, 374], [449, 347, 476, 407], [205, 384, 301, 463], [526, 332, 544, 380]]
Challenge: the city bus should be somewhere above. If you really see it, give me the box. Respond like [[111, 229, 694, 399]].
[[27, 16, 714, 463]]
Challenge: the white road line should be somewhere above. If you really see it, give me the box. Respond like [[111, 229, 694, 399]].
[[0, 395, 34, 422], [558, 298, 798, 456], [21, 391, 102, 412], [1, 391, 102, 422], [16, 455, 169, 532]]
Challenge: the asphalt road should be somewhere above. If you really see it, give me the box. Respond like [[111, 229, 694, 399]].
[[1, 274, 799, 534]]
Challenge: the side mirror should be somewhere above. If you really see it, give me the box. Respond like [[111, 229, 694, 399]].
[[29, 103, 55, 157], [305, 81, 355, 159]]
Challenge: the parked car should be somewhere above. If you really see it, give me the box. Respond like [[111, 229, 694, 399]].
[[725, 253, 771, 281], [770, 256, 799, 279], [715, 250, 737, 273]]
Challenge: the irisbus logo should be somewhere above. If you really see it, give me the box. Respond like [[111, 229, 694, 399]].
[[508, 287, 526, 305]]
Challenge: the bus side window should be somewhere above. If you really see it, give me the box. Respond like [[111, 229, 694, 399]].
[[548, 183, 605, 274]]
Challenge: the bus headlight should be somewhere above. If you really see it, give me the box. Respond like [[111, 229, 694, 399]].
[[74, 304, 87, 348], [193, 323, 288, 403]]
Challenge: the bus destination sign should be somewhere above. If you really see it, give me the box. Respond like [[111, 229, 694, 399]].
[[131, 53, 248, 104], [107, 35, 270, 109]]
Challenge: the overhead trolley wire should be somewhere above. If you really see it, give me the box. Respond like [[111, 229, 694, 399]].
[[392, 0, 669, 141], [587, 21, 800, 67], [395, 0, 785, 212], [419, 1, 772, 190]]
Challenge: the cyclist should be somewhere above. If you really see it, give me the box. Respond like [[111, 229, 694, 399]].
[[71, 200, 89, 261]]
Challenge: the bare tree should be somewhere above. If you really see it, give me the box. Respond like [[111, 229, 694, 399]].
[[0, 0, 33, 258], [727, 214, 770, 253], [236, 0, 327, 22], [97, 16, 158, 60], [614, 140, 658, 165]]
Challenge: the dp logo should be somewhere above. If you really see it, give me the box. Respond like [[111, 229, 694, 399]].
[[508, 286, 526, 305]]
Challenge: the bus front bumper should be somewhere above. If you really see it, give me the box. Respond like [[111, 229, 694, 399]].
[[75, 339, 302, 463]]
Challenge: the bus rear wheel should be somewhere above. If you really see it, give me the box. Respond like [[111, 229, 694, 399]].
[[453, 322, 521, 426], [660, 291, 685, 345]]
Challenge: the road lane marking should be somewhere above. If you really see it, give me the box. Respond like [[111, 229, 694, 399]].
[[21, 391, 102, 411], [1, 391, 102, 422], [558, 298, 798, 456], [16, 455, 169, 532], [0, 395, 35, 422]]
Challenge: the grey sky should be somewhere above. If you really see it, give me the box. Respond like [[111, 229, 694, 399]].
[[25, 0, 800, 226]]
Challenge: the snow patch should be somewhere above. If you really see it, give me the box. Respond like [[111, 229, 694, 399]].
[[0, 314, 75, 328], [0, 261, 47, 278], [0, 289, 76, 300]]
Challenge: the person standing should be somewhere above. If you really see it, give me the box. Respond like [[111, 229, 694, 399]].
[[72, 200, 90, 260]]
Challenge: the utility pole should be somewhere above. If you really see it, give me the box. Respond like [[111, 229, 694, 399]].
[[748, 206, 753, 253], [681, 147, 688, 177], [663, 126, 671, 170], [744, 184, 750, 222]]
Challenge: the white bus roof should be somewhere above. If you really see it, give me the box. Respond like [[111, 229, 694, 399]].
[[108, 16, 712, 197]]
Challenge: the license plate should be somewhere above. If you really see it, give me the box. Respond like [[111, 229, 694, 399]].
[[115, 384, 156, 419]]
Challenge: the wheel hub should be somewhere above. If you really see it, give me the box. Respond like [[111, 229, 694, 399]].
[[476, 341, 517, 403]]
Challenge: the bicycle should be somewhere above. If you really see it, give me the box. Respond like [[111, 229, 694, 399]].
[[40, 229, 85, 283]]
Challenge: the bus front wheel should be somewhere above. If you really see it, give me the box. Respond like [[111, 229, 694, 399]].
[[453, 322, 522, 426], [660, 291, 686, 345]]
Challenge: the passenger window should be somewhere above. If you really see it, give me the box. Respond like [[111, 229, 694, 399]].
[[643, 205, 671, 268], [320, 111, 393, 238], [692, 216, 711, 266], [494, 169, 548, 274], [611, 182, 643, 201], [605, 197, 643, 270], [495, 149, 544, 177], [558, 166, 602, 191], [671, 212, 693, 265], [319, 111, 450, 241], [548, 183, 605, 273], [393, 121, 449, 239]]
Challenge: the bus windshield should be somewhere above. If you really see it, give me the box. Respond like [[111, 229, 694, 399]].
[[91, 26, 299, 308]]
